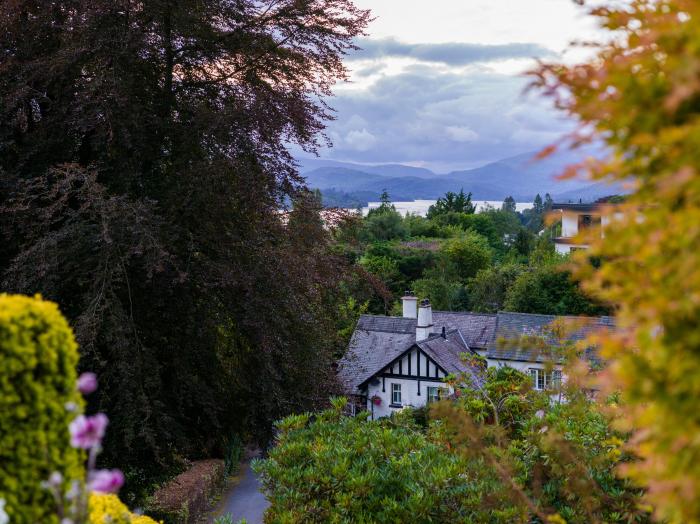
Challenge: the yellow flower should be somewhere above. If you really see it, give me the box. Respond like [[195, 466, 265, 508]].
[[89, 493, 161, 524]]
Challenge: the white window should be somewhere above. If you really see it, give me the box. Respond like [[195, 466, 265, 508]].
[[427, 386, 441, 403], [391, 383, 402, 405], [529, 369, 563, 391]]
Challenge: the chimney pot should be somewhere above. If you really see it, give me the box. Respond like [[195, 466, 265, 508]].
[[416, 299, 434, 341], [401, 292, 418, 319]]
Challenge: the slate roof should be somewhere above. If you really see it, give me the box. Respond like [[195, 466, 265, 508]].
[[355, 315, 416, 334], [337, 322, 416, 392], [487, 311, 615, 363], [432, 312, 496, 349], [417, 332, 483, 389], [338, 314, 491, 392]]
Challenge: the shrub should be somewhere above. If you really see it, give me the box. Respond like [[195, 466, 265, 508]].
[[255, 399, 523, 523], [0, 294, 84, 524], [88, 493, 160, 524], [148, 459, 225, 523]]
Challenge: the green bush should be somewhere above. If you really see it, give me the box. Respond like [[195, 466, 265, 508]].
[[0, 294, 84, 524], [254, 399, 522, 523]]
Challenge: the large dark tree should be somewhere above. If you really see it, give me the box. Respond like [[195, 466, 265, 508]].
[[0, 0, 370, 490]]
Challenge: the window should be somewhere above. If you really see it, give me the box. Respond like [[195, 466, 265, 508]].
[[391, 383, 402, 405], [579, 214, 601, 230], [427, 386, 441, 403], [529, 369, 563, 391]]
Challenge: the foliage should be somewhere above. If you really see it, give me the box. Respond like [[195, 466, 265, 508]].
[[361, 206, 408, 242], [502, 196, 517, 213], [504, 266, 609, 316], [0, 294, 84, 524], [88, 494, 160, 524], [452, 366, 547, 437], [223, 435, 244, 478], [255, 399, 523, 523], [412, 258, 463, 311], [434, 362, 648, 524], [532, 3, 700, 519], [440, 231, 493, 282], [0, 0, 370, 495], [467, 264, 525, 313], [427, 189, 476, 218]]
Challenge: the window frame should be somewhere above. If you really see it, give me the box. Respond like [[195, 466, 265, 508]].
[[529, 368, 563, 391], [391, 383, 402, 406], [427, 386, 440, 403]]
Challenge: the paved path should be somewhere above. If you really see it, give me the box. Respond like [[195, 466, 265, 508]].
[[209, 460, 269, 524]]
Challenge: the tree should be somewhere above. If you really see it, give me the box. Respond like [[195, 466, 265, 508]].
[[533, 194, 544, 215], [533, 1, 700, 519], [504, 266, 608, 316], [427, 189, 476, 219], [0, 0, 370, 493], [467, 264, 524, 313], [544, 193, 554, 212], [412, 259, 463, 311], [502, 196, 517, 213], [441, 232, 493, 282]]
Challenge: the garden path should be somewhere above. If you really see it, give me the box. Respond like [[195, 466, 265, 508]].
[[208, 456, 269, 524]]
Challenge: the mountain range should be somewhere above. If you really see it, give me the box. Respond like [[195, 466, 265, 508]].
[[298, 149, 625, 206]]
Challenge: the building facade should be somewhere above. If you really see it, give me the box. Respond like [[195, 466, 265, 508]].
[[338, 295, 614, 417]]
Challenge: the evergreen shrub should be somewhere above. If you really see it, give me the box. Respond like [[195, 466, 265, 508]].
[[0, 294, 84, 523]]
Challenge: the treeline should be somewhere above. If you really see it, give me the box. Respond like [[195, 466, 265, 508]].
[[0, 0, 370, 499], [332, 190, 609, 318]]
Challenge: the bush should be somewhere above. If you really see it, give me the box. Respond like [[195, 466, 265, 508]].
[[0, 294, 84, 524], [89, 493, 160, 524], [255, 400, 522, 523], [148, 459, 225, 523]]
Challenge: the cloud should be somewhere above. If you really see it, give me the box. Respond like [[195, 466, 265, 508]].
[[350, 37, 556, 66], [445, 126, 479, 142], [302, 66, 574, 172], [344, 129, 377, 151]]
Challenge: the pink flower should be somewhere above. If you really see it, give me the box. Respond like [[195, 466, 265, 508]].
[[69, 413, 108, 449], [77, 372, 98, 395], [88, 469, 124, 494]]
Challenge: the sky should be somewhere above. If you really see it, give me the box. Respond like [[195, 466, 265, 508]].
[[297, 0, 603, 173]]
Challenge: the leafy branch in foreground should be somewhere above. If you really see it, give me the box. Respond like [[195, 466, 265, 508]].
[[532, 1, 700, 520]]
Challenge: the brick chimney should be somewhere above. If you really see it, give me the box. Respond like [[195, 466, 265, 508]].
[[402, 291, 418, 319], [416, 299, 434, 341]]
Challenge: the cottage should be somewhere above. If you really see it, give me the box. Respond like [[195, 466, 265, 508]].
[[485, 311, 615, 391], [337, 294, 614, 417]]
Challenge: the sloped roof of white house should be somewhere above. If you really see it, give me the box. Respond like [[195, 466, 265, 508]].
[[339, 311, 616, 393], [487, 311, 615, 363], [338, 313, 494, 392], [337, 321, 416, 392], [432, 311, 496, 349]]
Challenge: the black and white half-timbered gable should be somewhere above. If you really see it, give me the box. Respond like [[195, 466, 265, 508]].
[[337, 296, 492, 418], [337, 294, 617, 417]]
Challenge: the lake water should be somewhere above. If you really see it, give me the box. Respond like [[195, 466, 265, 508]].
[[362, 200, 532, 217]]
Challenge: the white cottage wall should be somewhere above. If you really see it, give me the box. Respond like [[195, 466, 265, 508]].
[[366, 378, 452, 419]]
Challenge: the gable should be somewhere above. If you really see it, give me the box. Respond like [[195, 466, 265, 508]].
[[363, 345, 450, 387]]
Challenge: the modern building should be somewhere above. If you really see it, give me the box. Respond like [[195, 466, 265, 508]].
[[551, 203, 603, 254]]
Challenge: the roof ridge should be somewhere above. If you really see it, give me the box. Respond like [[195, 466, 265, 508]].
[[434, 310, 497, 317], [497, 310, 613, 322]]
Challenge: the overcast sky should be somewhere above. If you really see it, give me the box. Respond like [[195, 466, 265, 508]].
[[297, 0, 602, 173]]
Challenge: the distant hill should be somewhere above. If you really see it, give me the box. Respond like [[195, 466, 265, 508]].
[[300, 148, 628, 205]]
